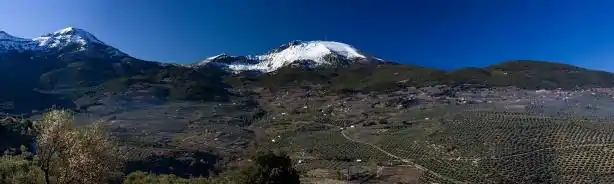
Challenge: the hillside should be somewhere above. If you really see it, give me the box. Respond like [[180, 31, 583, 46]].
[[484, 60, 614, 89], [248, 60, 614, 93]]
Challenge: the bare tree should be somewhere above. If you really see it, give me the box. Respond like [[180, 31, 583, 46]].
[[36, 110, 124, 184]]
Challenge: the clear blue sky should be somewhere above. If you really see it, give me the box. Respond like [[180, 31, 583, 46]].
[[2, 0, 614, 71]]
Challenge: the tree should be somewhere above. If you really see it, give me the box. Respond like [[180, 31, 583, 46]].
[[36, 110, 75, 184], [239, 151, 300, 184], [36, 109, 124, 184]]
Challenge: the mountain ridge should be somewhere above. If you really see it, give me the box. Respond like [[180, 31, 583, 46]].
[[2, 27, 614, 99]]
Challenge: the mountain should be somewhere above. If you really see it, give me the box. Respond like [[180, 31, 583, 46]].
[[192, 40, 383, 73], [0, 27, 157, 88], [0, 28, 163, 113]]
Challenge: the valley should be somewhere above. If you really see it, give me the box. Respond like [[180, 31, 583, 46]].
[[3, 27, 614, 183]]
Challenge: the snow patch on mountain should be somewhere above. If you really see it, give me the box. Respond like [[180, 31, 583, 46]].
[[0, 31, 39, 51], [207, 53, 229, 60], [0, 31, 28, 42], [196, 41, 374, 73], [197, 53, 230, 65]]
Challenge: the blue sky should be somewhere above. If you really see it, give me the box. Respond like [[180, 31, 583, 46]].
[[1, 0, 614, 71]]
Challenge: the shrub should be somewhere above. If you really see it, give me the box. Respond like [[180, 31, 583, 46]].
[[0, 155, 44, 184], [123, 171, 210, 184]]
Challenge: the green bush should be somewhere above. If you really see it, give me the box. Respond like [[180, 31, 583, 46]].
[[0, 117, 35, 155], [0, 155, 44, 184]]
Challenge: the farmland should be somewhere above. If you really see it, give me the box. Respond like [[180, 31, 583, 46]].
[[249, 86, 614, 183]]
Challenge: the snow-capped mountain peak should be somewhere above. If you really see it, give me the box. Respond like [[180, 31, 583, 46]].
[[253, 40, 367, 72], [34, 27, 105, 49], [261, 40, 365, 60], [195, 40, 377, 73], [0, 27, 127, 57]]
